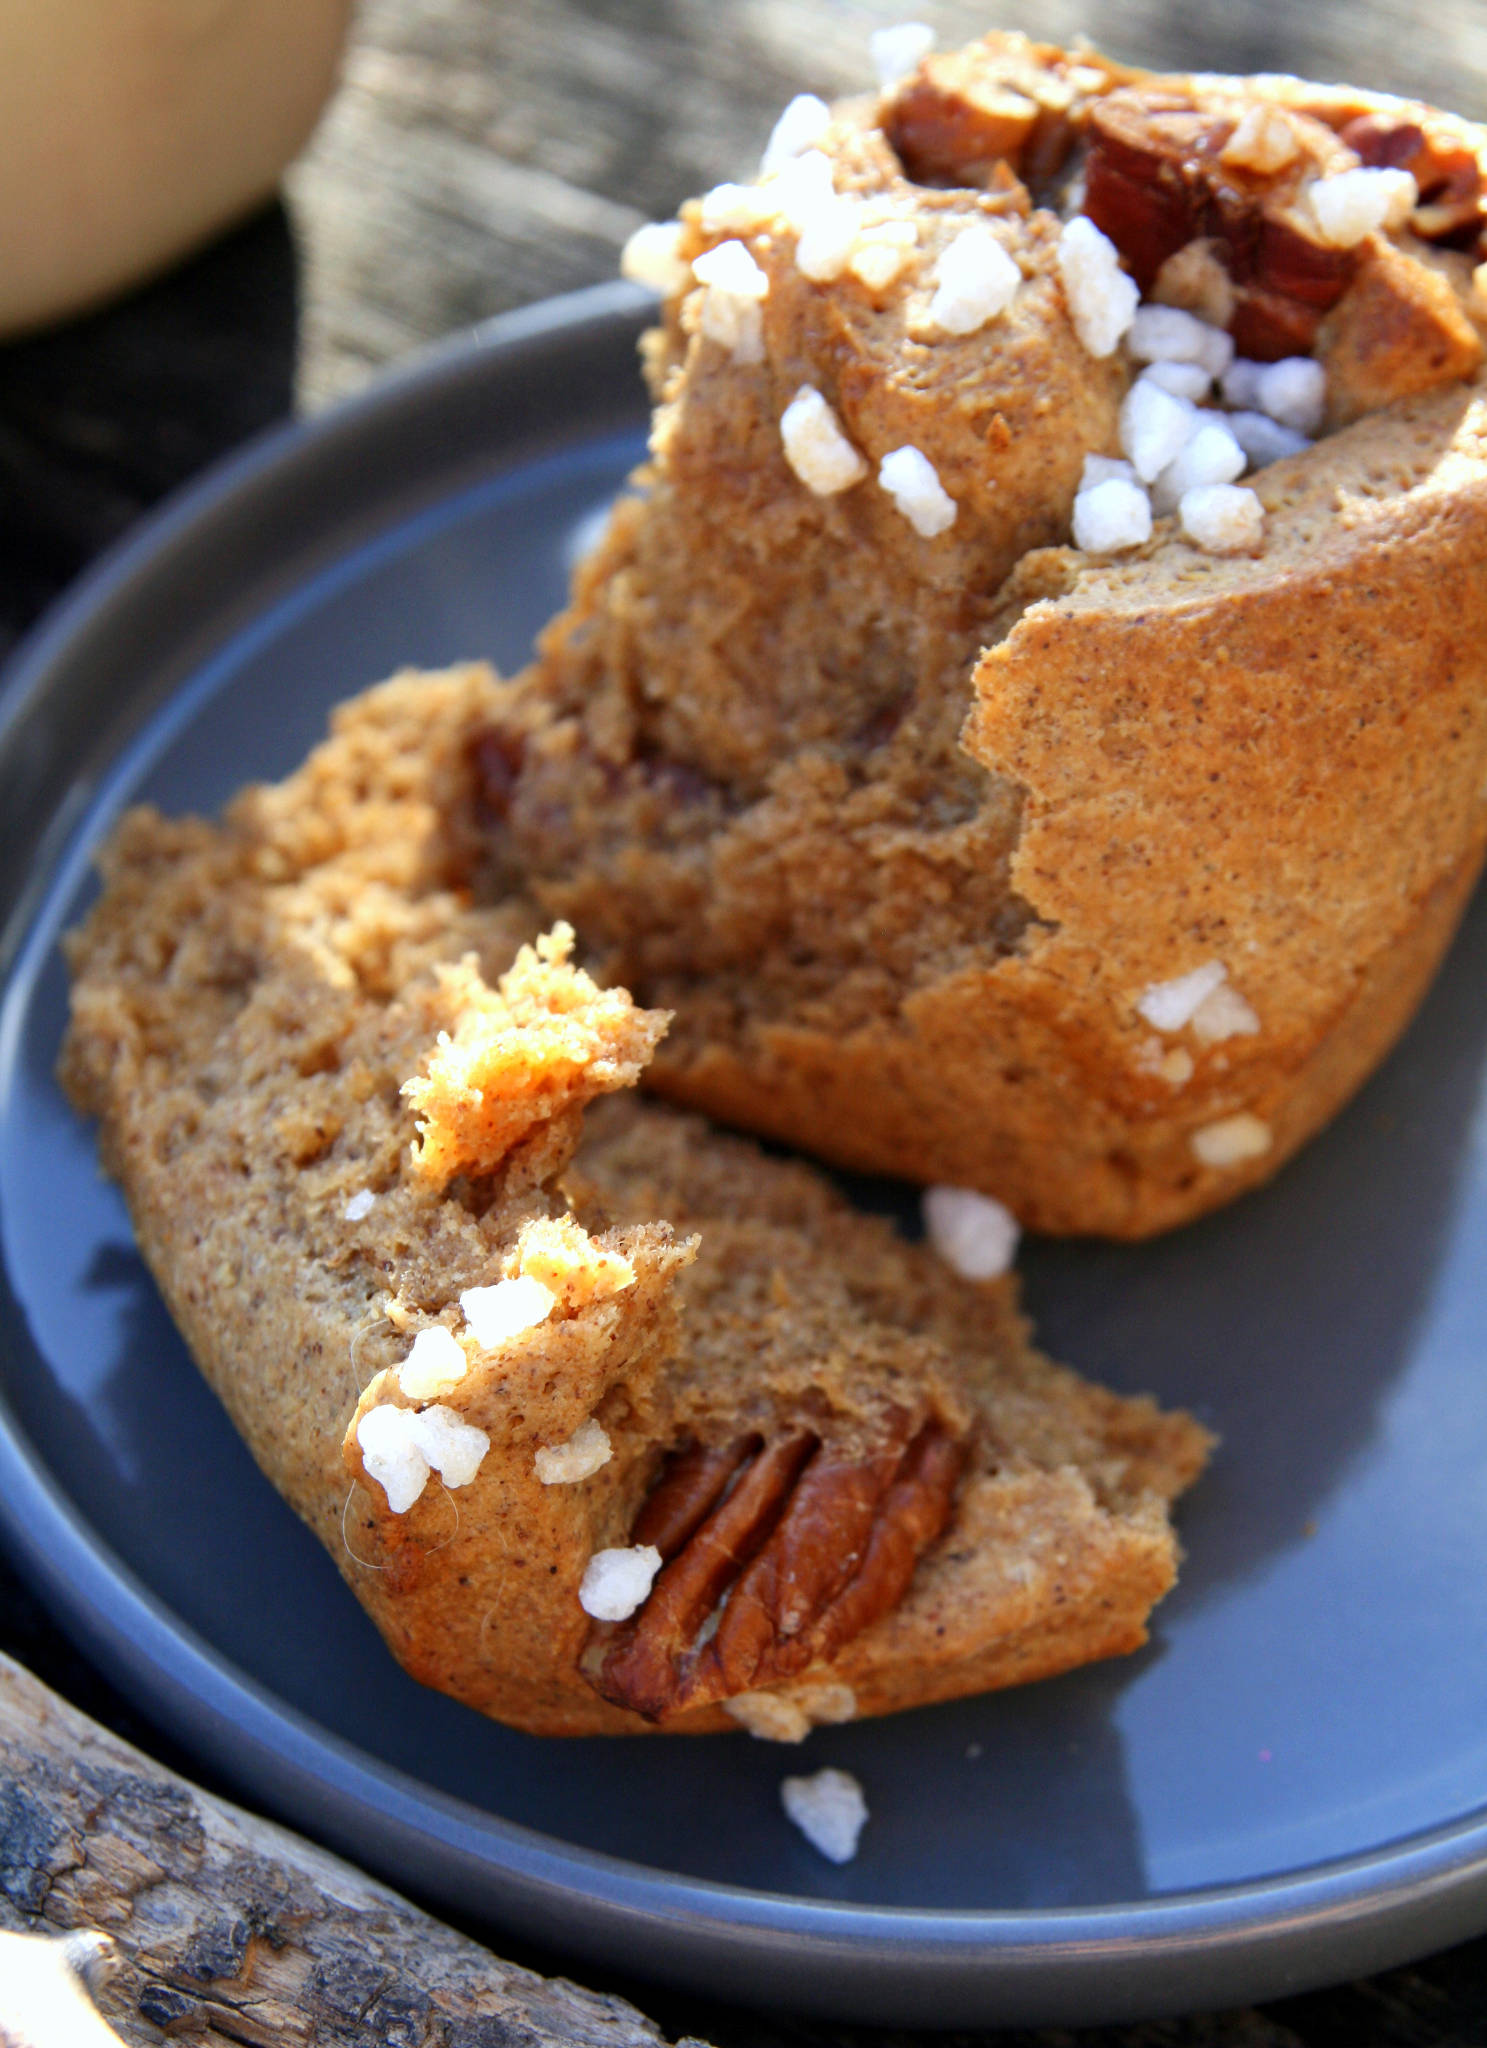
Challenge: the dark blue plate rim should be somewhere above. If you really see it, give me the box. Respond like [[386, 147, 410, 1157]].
[[0, 280, 1484, 2027]]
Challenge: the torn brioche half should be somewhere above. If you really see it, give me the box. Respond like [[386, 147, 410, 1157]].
[[61, 666, 1209, 1738], [474, 34, 1487, 1238]]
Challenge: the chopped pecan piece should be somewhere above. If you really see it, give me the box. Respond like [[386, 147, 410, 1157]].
[[1082, 88, 1359, 358], [1339, 112, 1485, 248], [586, 1416, 966, 1721], [883, 39, 1113, 194]]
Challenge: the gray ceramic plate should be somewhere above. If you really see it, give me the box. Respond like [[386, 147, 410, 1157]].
[[2, 282, 1487, 2028]]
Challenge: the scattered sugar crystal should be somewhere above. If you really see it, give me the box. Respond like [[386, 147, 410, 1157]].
[[535, 1416, 613, 1485], [1135, 1037, 1196, 1086], [343, 1189, 376, 1222], [1220, 105, 1302, 175], [1307, 166, 1418, 246], [781, 1767, 869, 1863], [762, 93, 833, 175], [1127, 303, 1233, 378], [726, 1692, 813, 1742], [460, 1274, 556, 1349], [1119, 378, 1197, 482], [620, 221, 690, 296], [578, 1544, 663, 1621], [1080, 453, 1136, 489], [693, 237, 771, 363], [849, 218, 917, 289], [1139, 359, 1213, 403], [357, 1405, 429, 1514], [1057, 215, 1139, 357], [928, 225, 1021, 334], [1180, 482, 1265, 553], [1191, 1113, 1273, 1168], [1191, 981, 1260, 1042], [1072, 476, 1152, 552], [398, 1324, 468, 1400], [1138, 962, 1228, 1032], [781, 386, 868, 494], [1225, 409, 1311, 468], [1221, 358, 1266, 411], [871, 22, 935, 89], [1152, 418, 1246, 513], [409, 1404, 490, 1489], [796, 191, 862, 282], [726, 1682, 857, 1742], [767, 149, 836, 231], [923, 1185, 1020, 1280], [878, 445, 957, 536], [1254, 357, 1326, 435], [700, 182, 777, 235]]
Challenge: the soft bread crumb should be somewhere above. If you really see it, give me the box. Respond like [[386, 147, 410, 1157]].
[[871, 22, 934, 89], [460, 1274, 556, 1349], [579, 1544, 663, 1620], [401, 926, 668, 1188], [878, 445, 957, 536], [535, 1416, 613, 1485], [1057, 215, 1138, 358], [1306, 166, 1418, 246], [514, 1214, 636, 1309], [781, 386, 868, 494], [781, 1768, 869, 1862], [762, 93, 832, 174], [1191, 1113, 1273, 1167], [398, 1324, 468, 1400], [620, 221, 689, 296], [923, 1185, 1020, 1279], [927, 225, 1021, 335]]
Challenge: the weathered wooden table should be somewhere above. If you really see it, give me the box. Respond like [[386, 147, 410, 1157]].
[[3, 2, 1487, 2041]]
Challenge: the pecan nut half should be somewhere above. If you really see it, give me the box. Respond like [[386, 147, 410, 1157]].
[[1082, 88, 1358, 358], [585, 1415, 966, 1722]]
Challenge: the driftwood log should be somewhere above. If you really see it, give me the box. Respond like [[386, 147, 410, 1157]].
[[0, 1652, 705, 2048]]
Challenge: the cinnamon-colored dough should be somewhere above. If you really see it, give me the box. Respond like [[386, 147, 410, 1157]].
[[481, 37, 1487, 1235], [61, 668, 1208, 1737]]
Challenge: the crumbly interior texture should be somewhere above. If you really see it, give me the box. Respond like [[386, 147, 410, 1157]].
[[478, 35, 1487, 1236], [62, 668, 1208, 1737]]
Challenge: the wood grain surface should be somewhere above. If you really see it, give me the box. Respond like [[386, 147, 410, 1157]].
[[287, 0, 1487, 408], [6, 4, 1487, 2044]]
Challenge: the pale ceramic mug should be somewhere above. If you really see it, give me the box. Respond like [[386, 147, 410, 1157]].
[[0, 0, 354, 334]]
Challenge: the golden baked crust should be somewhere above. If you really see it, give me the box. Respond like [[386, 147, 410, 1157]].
[[477, 37, 1487, 1236], [61, 667, 1209, 1737]]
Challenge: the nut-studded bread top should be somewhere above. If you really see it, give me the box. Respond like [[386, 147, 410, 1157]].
[[62, 664, 1209, 1737]]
